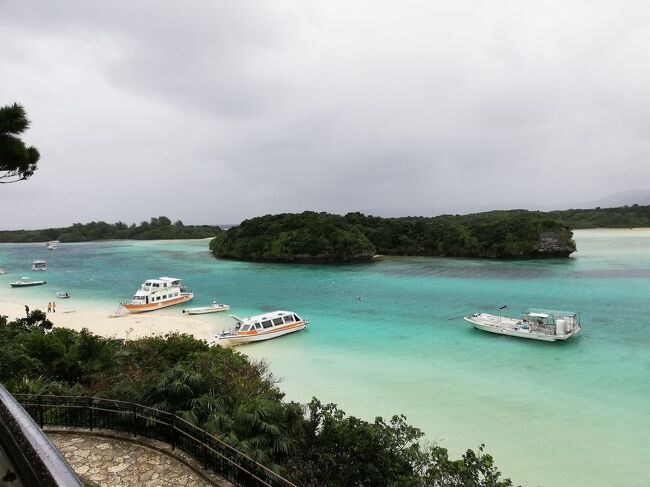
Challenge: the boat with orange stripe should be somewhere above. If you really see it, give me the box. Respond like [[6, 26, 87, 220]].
[[213, 310, 308, 345], [122, 277, 193, 313]]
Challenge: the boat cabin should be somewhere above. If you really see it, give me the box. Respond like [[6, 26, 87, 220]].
[[522, 310, 580, 336], [131, 277, 184, 305], [235, 311, 304, 334]]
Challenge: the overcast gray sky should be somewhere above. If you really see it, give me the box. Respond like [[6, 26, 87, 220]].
[[1, 0, 649, 229]]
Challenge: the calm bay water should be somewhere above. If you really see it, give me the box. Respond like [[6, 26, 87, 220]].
[[1, 230, 649, 486]]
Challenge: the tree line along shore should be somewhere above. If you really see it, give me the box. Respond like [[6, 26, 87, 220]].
[[1, 204, 650, 262]]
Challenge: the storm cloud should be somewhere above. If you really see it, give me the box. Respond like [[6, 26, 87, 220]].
[[1, 1, 649, 229]]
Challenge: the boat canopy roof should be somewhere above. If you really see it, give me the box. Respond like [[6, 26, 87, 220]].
[[525, 309, 578, 318], [235, 310, 297, 324], [143, 277, 182, 284], [32, 260, 47, 264]]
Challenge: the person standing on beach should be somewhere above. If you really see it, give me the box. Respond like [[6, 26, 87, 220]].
[[52, 301, 56, 313], [47, 302, 52, 313], [25, 304, 29, 316]]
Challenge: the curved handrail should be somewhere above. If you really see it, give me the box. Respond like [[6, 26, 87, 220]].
[[0, 386, 83, 487], [13, 394, 297, 487]]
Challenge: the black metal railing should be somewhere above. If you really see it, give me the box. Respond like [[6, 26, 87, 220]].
[[0, 386, 82, 487], [13, 394, 297, 487]]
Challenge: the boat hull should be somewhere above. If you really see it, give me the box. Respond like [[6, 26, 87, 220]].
[[216, 322, 307, 345], [464, 315, 579, 342], [123, 293, 193, 313], [182, 305, 230, 315], [11, 281, 46, 287]]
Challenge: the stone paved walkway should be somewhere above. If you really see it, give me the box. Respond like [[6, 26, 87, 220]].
[[49, 433, 214, 486]]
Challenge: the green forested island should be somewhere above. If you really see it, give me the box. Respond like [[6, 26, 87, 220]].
[[0, 216, 220, 242], [210, 210, 576, 262], [1, 313, 513, 486], [550, 204, 650, 228]]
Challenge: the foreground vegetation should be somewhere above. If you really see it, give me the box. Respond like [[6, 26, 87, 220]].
[[210, 210, 575, 262], [0, 312, 514, 486], [551, 204, 650, 229], [0, 216, 221, 242], [0, 103, 40, 184]]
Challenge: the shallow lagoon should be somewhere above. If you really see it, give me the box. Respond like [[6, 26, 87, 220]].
[[1, 229, 649, 486]]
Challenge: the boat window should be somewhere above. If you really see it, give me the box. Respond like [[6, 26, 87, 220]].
[[262, 320, 273, 329], [293, 314, 300, 322], [254, 322, 262, 330], [272, 317, 284, 326], [153, 283, 159, 288], [162, 295, 167, 299], [241, 325, 251, 332], [283, 315, 294, 323]]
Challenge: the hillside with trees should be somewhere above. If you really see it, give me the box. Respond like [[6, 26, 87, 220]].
[[0, 312, 514, 486], [0, 216, 221, 242], [550, 204, 650, 228], [210, 210, 576, 262]]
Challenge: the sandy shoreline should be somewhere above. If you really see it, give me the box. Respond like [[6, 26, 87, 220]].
[[0, 298, 221, 342]]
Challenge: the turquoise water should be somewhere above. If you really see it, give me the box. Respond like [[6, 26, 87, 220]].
[[1, 230, 649, 486]]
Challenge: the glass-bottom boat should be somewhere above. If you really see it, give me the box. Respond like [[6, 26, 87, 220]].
[[213, 310, 308, 346], [464, 309, 581, 342]]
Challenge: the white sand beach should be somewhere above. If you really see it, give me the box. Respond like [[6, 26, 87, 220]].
[[0, 298, 219, 342]]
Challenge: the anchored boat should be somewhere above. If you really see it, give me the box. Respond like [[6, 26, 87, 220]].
[[47, 241, 60, 250], [31, 260, 47, 271], [11, 277, 46, 288], [182, 301, 230, 315], [122, 277, 193, 313], [213, 310, 308, 346], [464, 308, 581, 342]]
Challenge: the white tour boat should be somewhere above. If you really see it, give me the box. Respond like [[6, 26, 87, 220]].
[[11, 277, 46, 288], [32, 260, 47, 271], [464, 308, 581, 342], [47, 241, 60, 250], [122, 277, 193, 313], [182, 301, 230, 315], [213, 310, 308, 346], [0, 267, 6, 275]]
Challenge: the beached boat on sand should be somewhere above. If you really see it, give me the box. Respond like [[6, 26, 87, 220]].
[[11, 277, 46, 288], [182, 301, 230, 315], [122, 277, 193, 313], [213, 310, 308, 346], [464, 308, 581, 342]]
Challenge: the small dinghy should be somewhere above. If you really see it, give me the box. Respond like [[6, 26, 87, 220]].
[[182, 301, 230, 315], [56, 291, 71, 298]]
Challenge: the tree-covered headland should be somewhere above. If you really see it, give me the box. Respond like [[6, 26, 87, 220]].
[[0, 313, 514, 486], [210, 210, 576, 262], [0, 216, 222, 242]]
